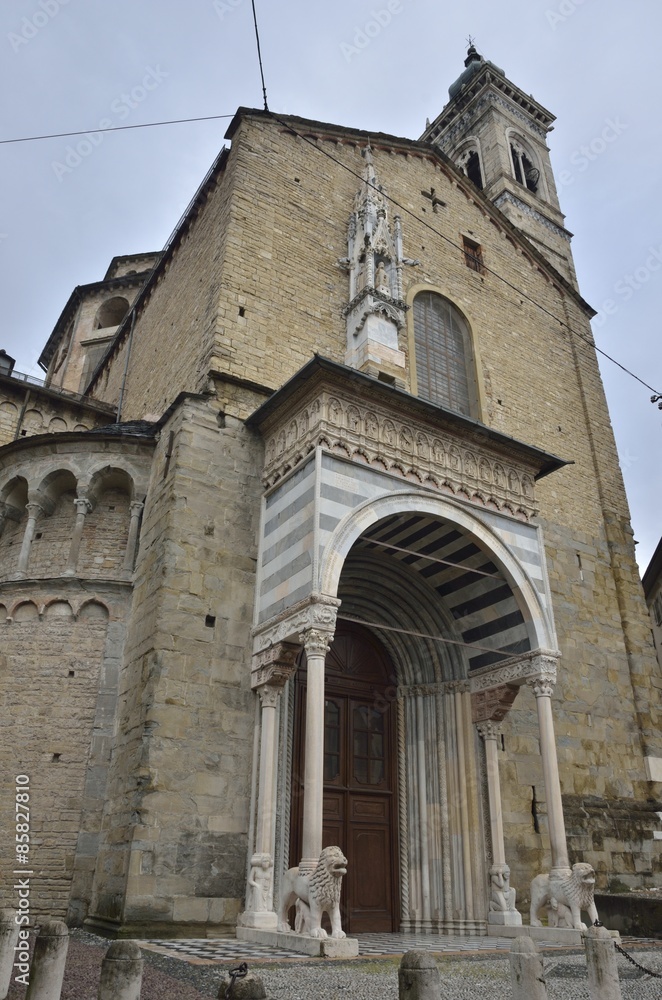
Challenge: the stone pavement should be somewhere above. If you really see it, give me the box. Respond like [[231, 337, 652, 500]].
[[135, 933, 662, 1000], [140, 930, 661, 963]]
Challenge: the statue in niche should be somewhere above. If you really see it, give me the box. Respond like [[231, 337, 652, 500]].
[[375, 259, 391, 298], [247, 853, 273, 912], [489, 864, 517, 912]]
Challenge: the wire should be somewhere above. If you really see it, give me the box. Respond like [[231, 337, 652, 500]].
[[269, 112, 662, 398], [337, 613, 517, 660], [0, 114, 236, 146], [361, 537, 504, 579], [2, 102, 657, 396], [251, 0, 269, 112]]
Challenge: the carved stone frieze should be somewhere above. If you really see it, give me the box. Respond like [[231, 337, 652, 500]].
[[251, 641, 300, 691], [435, 92, 547, 152], [252, 594, 340, 654], [493, 191, 571, 242], [472, 684, 519, 723], [262, 386, 539, 520], [469, 650, 559, 692]]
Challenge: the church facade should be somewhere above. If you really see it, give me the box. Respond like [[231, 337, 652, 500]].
[[1, 48, 660, 938]]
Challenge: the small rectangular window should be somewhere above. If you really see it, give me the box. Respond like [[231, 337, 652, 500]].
[[462, 236, 485, 275]]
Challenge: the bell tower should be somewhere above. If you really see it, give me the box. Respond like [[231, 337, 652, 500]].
[[422, 45, 577, 286]]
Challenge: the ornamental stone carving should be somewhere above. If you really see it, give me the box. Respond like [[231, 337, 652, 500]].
[[261, 386, 542, 521], [530, 863, 599, 931], [339, 146, 419, 383], [252, 595, 340, 654], [277, 846, 348, 940], [251, 641, 300, 690], [469, 651, 559, 692], [247, 853, 274, 912], [472, 685, 519, 723]]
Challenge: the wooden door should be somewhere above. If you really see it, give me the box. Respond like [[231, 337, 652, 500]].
[[291, 624, 398, 933]]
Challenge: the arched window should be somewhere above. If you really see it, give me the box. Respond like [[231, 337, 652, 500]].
[[94, 296, 130, 329], [455, 144, 484, 190], [509, 137, 540, 194], [413, 293, 476, 416]]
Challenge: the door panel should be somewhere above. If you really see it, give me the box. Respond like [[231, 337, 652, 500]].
[[291, 623, 399, 933]]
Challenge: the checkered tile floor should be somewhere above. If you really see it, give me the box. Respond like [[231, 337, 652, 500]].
[[139, 932, 662, 964]]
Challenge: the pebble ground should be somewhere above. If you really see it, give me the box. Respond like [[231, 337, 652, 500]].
[[5, 929, 662, 999]]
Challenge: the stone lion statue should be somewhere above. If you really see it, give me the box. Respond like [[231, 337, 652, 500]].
[[277, 846, 347, 939], [530, 862, 599, 931]]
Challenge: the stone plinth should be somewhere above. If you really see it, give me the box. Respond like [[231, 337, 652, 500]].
[[236, 926, 359, 958], [488, 924, 620, 945], [488, 910, 523, 926]]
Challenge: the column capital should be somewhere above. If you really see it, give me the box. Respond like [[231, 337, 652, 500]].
[[299, 627, 333, 658], [73, 497, 92, 515], [25, 501, 44, 519], [129, 500, 145, 517], [251, 641, 299, 690], [257, 684, 283, 710], [527, 675, 556, 698], [477, 720, 502, 741]]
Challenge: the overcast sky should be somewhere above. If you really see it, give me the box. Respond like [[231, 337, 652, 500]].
[[1, 0, 660, 571]]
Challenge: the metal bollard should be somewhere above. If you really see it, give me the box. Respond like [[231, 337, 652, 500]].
[[0, 910, 20, 1000], [584, 924, 622, 1000], [509, 935, 548, 1000], [25, 920, 69, 1000], [98, 941, 143, 1000], [398, 950, 440, 1000]]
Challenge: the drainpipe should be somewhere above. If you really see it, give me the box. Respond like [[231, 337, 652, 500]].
[[116, 309, 136, 424], [14, 388, 31, 441]]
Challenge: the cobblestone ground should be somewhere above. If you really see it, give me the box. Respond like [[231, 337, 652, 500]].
[[5, 929, 662, 999]]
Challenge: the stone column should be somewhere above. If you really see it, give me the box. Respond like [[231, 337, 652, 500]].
[[0, 503, 8, 542], [16, 502, 43, 576], [478, 721, 506, 867], [478, 721, 521, 926], [123, 501, 144, 572], [242, 642, 299, 928], [528, 667, 570, 873], [453, 683, 474, 920], [65, 497, 92, 575], [299, 627, 334, 874]]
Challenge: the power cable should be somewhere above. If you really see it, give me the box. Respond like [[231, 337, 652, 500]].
[[0, 114, 236, 146], [251, 0, 269, 111], [1, 102, 658, 396], [268, 112, 662, 398], [337, 613, 518, 661]]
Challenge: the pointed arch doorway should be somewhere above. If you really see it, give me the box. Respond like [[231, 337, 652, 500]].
[[290, 622, 399, 933]]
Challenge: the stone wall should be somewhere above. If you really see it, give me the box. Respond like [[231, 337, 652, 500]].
[[89, 152, 237, 418], [0, 376, 113, 449], [88, 395, 264, 934], [0, 587, 129, 920]]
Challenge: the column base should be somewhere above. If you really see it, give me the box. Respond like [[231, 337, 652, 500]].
[[237, 926, 359, 958], [236, 911, 278, 930], [488, 911, 522, 927]]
